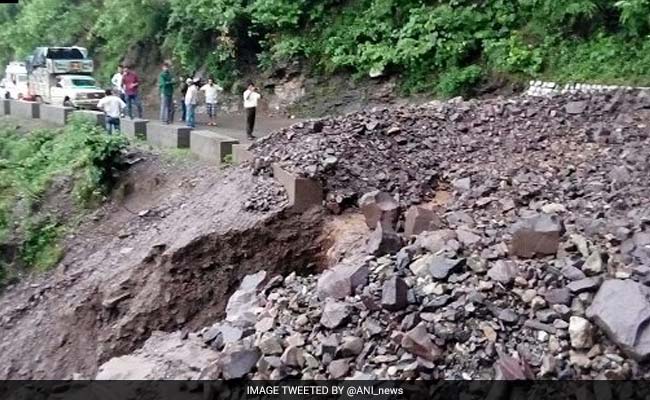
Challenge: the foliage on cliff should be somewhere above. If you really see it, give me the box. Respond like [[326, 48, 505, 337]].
[[0, 118, 126, 284], [1, 0, 650, 96]]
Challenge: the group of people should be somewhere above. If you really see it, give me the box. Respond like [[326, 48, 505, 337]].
[[97, 62, 261, 140]]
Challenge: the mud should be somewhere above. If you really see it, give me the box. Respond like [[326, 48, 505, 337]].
[[0, 151, 328, 379]]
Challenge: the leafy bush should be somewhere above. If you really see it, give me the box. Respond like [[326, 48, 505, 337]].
[[436, 65, 484, 98], [4, 0, 650, 98], [0, 119, 126, 282]]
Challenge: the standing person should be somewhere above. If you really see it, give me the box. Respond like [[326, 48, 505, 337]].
[[200, 78, 223, 126], [121, 65, 143, 119], [111, 65, 124, 101], [97, 89, 126, 134], [243, 82, 261, 140], [185, 78, 199, 128], [179, 77, 191, 122], [158, 63, 175, 124]]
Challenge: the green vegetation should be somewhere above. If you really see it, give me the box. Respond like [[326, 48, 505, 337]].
[[1, 1, 650, 95], [0, 118, 126, 284]]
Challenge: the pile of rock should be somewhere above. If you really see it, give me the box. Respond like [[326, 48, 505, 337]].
[[242, 175, 288, 212], [97, 91, 650, 380], [249, 91, 650, 210]]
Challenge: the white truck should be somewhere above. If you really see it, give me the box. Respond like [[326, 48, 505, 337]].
[[25, 46, 105, 109], [0, 61, 29, 100]]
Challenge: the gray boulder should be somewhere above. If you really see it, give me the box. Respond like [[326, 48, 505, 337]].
[[587, 279, 650, 361], [367, 222, 403, 256], [317, 262, 369, 300], [381, 276, 409, 311]]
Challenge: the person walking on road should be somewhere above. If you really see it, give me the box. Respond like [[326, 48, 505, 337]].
[[111, 65, 124, 101], [185, 78, 199, 128], [243, 82, 261, 140], [122, 65, 143, 119], [200, 78, 223, 126], [97, 89, 126, 134], [179, 77, 190, 122], [159, 62, 175, 124]]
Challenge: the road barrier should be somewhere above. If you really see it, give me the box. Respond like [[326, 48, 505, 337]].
[[40, 104, 74, 125], [190, 130, 238, 164], [147, 122, 191, 149], [9, 100, 40, 119], [1, 107, 324, 213], [120, 118, 148, 140]]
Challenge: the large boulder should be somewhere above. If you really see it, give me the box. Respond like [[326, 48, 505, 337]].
[[381, 276, 409, 311], [586, 279, 650, 361], [367, 222, 403, 256], [404, 206, 442, 237], [225, 271, 266, 325], [400, 323, 441, 362], [320, 299, 351, 329], [510, 214, 563, 258], [359, 190, 399, 229], [317, 262, 369, 300], [219, 345, 260, 379]]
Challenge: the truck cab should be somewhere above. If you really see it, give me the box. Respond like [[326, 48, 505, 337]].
[[26, 46, 105, 109]]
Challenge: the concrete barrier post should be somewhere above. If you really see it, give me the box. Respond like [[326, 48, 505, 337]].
[[272, 163, 323, 212], [9, 100, 40, 119], [190, 130, 238, 164], [120, 118, 148, 140], [40, 104, 74, 125], [0, 99, 9, 116], [147, 122, 191, 148]]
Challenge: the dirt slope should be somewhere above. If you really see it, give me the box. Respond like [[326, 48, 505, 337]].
[[0, 152, 323, 379]]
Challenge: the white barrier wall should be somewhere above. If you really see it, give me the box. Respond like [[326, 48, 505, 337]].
[[526, 80, 650, 97]]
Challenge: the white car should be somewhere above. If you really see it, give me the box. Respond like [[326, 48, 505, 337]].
[[50, 75, 105, 109]]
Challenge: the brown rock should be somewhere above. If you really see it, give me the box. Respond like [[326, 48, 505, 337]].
[[510, 214, 563, 258], [401, 323, 441, 362], [404, 206, 442, 237]]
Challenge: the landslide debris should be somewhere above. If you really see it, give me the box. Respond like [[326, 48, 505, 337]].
[[97, 90, 650, 380], [249, 92, 650, 210]]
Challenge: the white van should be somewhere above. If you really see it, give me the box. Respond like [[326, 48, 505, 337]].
[[1, 62, 29, 99]]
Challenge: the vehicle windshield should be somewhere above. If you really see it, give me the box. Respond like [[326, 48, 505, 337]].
[[70, 78, 97, 87], [46, 48, 85, 60]]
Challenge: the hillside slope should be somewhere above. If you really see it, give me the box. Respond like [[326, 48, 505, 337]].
[[2, 0, 650, 107]]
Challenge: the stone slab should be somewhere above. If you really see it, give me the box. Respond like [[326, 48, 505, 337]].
[[272, 163, 323, 212], [147, 122, 191, 149], [0, 99, 9, 116], [9, 100, 40, 119], [40, 104, 74, 125], [232, 144, 254, 164], [190, 130, 239, 164], [120, 118, 148, 140], [75, 110, 106, 127]]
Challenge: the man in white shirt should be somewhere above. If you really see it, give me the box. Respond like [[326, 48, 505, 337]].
[[200, 78, 223, 126], [110, 65, 124, 101], [243, 82, 261, 140], [97, 89, 127, 134], [185, 79, 199, 128]]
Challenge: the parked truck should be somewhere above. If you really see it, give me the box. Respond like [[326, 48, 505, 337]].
[[25, 46, 105, 109], [0, 61, 29, 100]]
